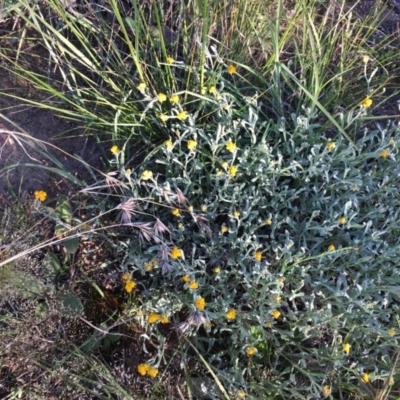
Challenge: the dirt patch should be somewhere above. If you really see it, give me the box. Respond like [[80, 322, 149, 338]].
[[0, 68, 103, 202]]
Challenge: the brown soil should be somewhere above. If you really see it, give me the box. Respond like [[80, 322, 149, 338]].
[[0, 66, 103, 203]]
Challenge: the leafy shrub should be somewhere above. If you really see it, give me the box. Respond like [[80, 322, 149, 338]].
[[75, 56, 400, 398]]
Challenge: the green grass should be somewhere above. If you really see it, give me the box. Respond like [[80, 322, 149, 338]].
[[1, 0, 400, 398]]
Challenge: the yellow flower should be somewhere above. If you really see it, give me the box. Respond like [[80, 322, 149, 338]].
[[137, 363, 149, 376], [171, 247, 183, 259], [220, 225, 228, 234], [271, 310, 281, 319], [125, 280, 136, 293], [170, 94, 179, 104], [339, 217, 346, 224], [160, 315, 169, 324], [195, 297, 206, 311], [177, 223, 184, 229], [188, 205, 194, 212], [34, 190, 47, 202], [182, 274, 190, 283], [110, 145, 120, 155], [254, 252, 262, 262], [226, 309, 237, 320], [125, 168, 132, 175], [246, 347, 257, 356], [187, 139, 197, 150], [177, 111, 187, 120], [122, 273, 131, 281], [361, 373, 369, 383], [209, 86, 217, 94], [274, 295, 281, 302], [141, 170, 153, 180], [327, 141, 335, 150], [148, 313, 161, 324], [227, 64, 237, 75], [201, 205, 207, 212], [388, 329, 396, 336], [237, 390, 246, 398], [137, 82, 146, 92], [147, 367, 159, 378], [265, 218, 272, 225], [278, 277, 285, 283], [233, 211, 240, 218], [380, 149, 389, 158], [157, 93, 167, 103], [228, 166, 237, 177], [214, 267, 221, 274], [328, 244, 335, 252], [167, 57, 174, 64], [361, 97, 372, 108], [221, 161, 229, 170], [172, 208, 180, 217], [159, 114, 169, 122], [265, 321, 273, 328], [189, 280, 199, 289], [226, 141, 237, 152], [165, 140, 173, 150], [145, 263, 152, 271], [204, 321, 211, 329], [343, 343, 351, 354], [322, 386, 331, 396], [362, 55, 370, 63]]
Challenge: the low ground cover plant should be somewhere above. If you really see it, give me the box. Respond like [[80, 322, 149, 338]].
[[1, 0, 400, 398]]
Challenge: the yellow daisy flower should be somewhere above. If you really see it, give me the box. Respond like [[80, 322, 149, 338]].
[[137, 363, 149, 376], [380, 149, 389, 158], [147, 367, 159, 378], [271, 310, 281, 319], [226, 141, 237, 152], [110, 145, 120, 154], [361, 97, 372, 108], [187, 139, 197, 151], [170, 94, 179, 104], [125, 280, 136, 293], [361, 373, 369, 383], [34, 190, 47, 202], [227, 64, 237, 75], [228, 166, 237, 177], [188, 280, 199, 289], [177, 111, 187, 120], [246, 347, 257, 356], [137, 82, 146, 92], [171, 247, 183, 259], [157, 93, 167, 103], [141, 170, 153, 180], [148, 313, 161, 324], [195, 297, 206, 310], [165, 140, 173, 150], [343, 343, 351, 354], [326, 141, 335, 150], [160, 315, 169, 324], [226, 309, 237, 320]]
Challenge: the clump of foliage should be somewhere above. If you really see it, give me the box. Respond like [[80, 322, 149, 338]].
[[2, 0, 400, 398]]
